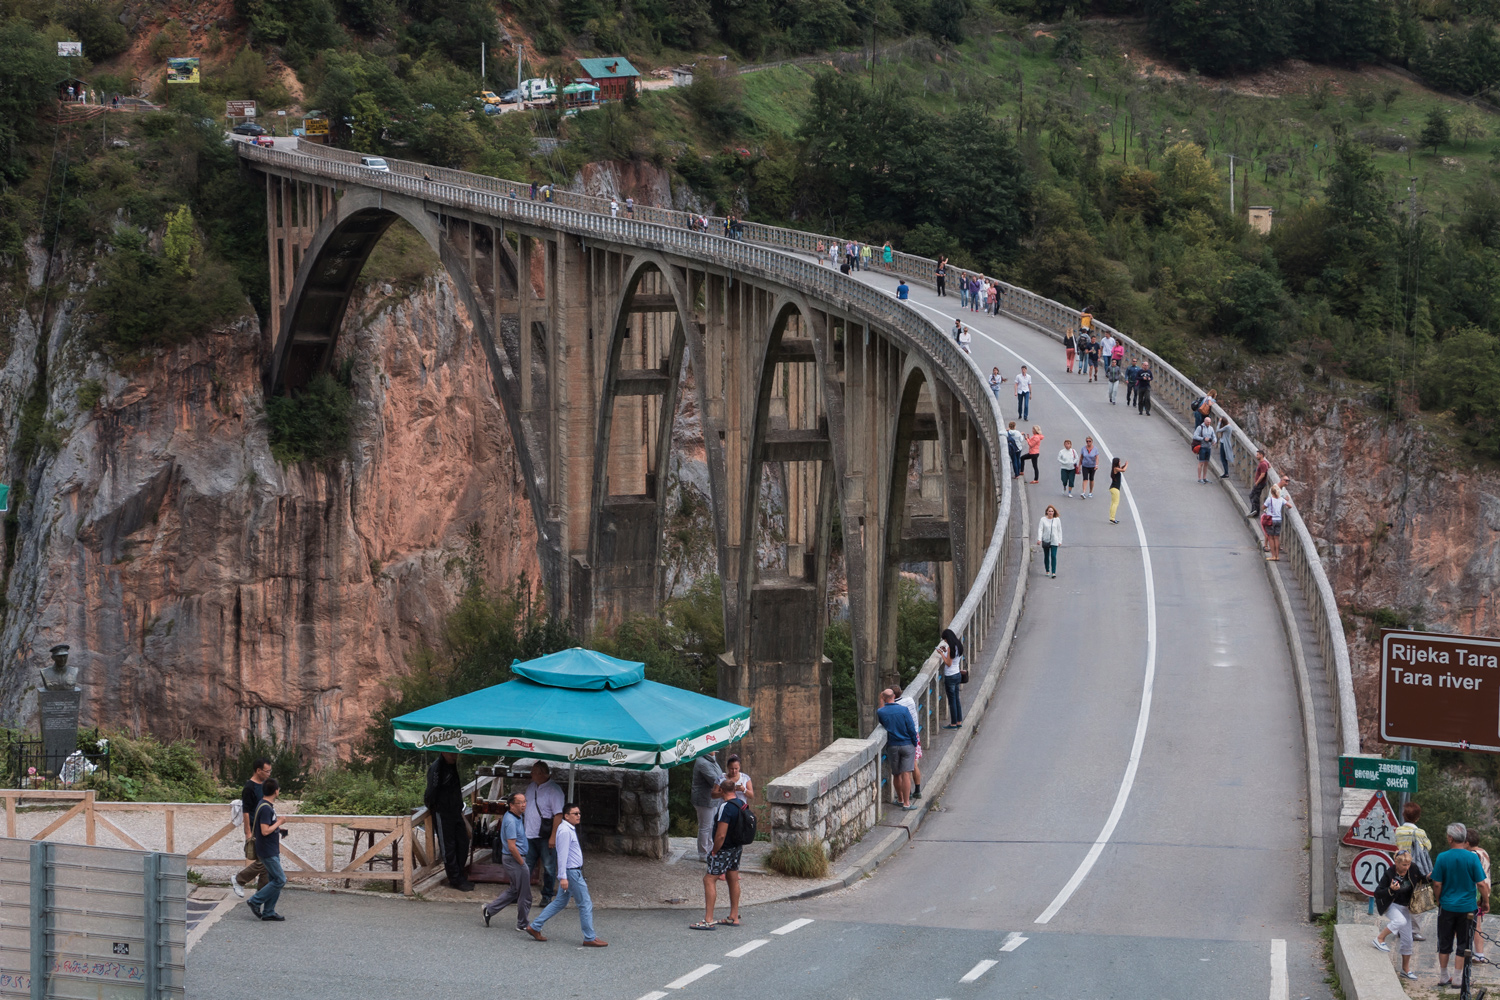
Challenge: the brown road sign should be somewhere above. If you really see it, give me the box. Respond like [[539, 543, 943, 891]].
[[1380, 629, 1500, 752], [226, 100, 256, 117]]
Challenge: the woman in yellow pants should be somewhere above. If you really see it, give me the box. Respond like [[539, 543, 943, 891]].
[[1109, 456, 1129, 523]]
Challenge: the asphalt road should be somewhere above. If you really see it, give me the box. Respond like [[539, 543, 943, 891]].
[[187, 255, 1331, 1000]]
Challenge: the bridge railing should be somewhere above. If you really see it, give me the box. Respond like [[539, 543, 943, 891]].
[[238, 143, 1020, 825]]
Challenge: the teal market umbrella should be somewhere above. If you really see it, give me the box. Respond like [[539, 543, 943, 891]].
[[391, 648, 751, 771]]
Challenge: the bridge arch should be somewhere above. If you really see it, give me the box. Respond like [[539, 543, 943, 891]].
[[584, 253, 698, 629]]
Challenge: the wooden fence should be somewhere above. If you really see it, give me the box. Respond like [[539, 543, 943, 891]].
[[0, 789, 446, 895]]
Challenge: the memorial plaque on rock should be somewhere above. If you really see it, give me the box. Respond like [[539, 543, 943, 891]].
[[40, 689, 81, 775]]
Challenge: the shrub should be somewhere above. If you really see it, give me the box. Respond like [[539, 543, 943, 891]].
[[766, 841, 830, 879], [220, 734, 310, 794], [299, 763, 427, 815], [264, 362, 355, 464], [78, 730, 226, 802], [87, 227, 245, 351], [76, 379, 105, 411]]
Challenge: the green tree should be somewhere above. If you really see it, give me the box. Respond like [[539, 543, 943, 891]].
[[1421, 108, 1452, 153], [0, 20, 62, 182], [1454, 109, 1487, 150], [1217, 266, 1292, 351], [163, 205, 200, 277], [1145, 0, 1298, 74], [1420, 326, 1500, 453]]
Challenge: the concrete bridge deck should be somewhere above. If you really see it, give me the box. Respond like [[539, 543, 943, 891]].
[[194, 142, 1344, 999]]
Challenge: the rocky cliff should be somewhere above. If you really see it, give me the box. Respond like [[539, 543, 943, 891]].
[[0, 267, 538, 763], [1237, 393, 1500, 749]]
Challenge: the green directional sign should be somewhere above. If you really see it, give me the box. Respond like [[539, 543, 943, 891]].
[[1339, 756, 1418, 793], [0, 484, 8, 513]]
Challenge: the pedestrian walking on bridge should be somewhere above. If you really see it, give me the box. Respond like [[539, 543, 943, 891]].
[[1134, 362, 1153, 415], [1038, 504, 1062, 577], [1109, 457, 1128, 523], [527, 804, 607, 946], [1024, 424, 1043, 483], [1192, 418, 1216, 483], [1125, 358, 1141, 406], [245, 779, 288, 922], [1079, 437, 1099, 497], [481, 792, 532, 931], [232, 757, 272, 898], [1015, 366, 1033, 421], [1216, 417, 1234, 479], [1248, 450, 1270, 522], [1058, 439, 1079, 497], [1006, 421, 1026, 479]]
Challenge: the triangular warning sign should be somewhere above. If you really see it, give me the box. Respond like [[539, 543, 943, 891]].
[[1342, 791, 1400, 850]]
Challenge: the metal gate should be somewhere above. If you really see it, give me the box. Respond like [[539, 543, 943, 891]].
[[0, 837, 186, 999]]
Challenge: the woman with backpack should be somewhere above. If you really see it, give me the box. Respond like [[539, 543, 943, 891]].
[[938, 627, 965, 728]]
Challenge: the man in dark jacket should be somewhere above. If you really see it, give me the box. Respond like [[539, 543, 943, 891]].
[[426, 752, 473, 891], [1124, 360, 1142, 406]]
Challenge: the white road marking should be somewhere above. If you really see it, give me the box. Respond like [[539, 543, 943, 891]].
[[898, 297, 1160, 927], [637, 993, 670, 1000], [665, 964, 721, 989], [960, 959, 999, 983], [771, 918, 814, 935], [725, 939, 770, 958], [1000, 931, 1029, 952], [1270, 939, 1288, 1000]]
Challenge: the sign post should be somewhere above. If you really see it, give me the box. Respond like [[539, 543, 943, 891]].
[[1338, 756, 1419, 793], [1380, 629, 1500, 752], [226, 100, 256, 118]]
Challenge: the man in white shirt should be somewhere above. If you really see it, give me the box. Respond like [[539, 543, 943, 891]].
[[1014, 366, 1032, 420], [526, 803, 607, 946], [1099, 333, 1117, 364], [523, 762, 565, 907]]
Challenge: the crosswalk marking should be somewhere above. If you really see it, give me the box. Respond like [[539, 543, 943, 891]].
[[959, 960, 998, 983], [771, 918, 814, 935]]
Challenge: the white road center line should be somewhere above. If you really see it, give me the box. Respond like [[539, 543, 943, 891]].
[[1000, 932, 1029, 952], [771, 918, 814, 935], [665, 964, 721, 989], [959, 959, 999, 983], [725, 939, 770, 958], [897, 297, 1159, 927], [637, 993, 670, 1000], [1270, 939, 1288, 1000]]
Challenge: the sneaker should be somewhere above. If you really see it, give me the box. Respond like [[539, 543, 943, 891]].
[[246, 900, 262, 919], [1413, 934, 1427, 942], [1400, 970, 1418, 980], [231, 882, 246, 898], [1372, 938, 1391, 952]]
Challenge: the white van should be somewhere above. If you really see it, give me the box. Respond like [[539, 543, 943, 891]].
[[360, 156, 390, 172]]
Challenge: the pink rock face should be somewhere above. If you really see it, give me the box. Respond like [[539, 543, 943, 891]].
[[3, 276, 538, 763], [1238, 398, 1500, 749]]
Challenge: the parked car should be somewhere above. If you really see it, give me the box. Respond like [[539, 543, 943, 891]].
[[360, 156, 390, 172], [231, 122, 268, 136], [500, 89, 523, 104], [253, 135, 275, 147], [482, 103, 503, 116], [475, 90, 502, 106]]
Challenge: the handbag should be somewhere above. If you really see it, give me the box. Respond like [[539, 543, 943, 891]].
[[960, 668, 970, 684], [1260, 513, 1273, 529], [1410, 882, 1435, 915]]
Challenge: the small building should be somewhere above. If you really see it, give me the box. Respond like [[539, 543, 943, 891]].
[[1248, 206, 1274, 235], [576, 56, 640, 101], [671, 66, 694, 88]]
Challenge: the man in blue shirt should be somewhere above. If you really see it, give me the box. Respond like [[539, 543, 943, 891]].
[[246, 778, 288, 921], [482, 792, 532, 931], [527, 804, 606, 947], [1432, 822, 1491, 987], [896, 281, 909, 300], [877, 688, 919, 811]]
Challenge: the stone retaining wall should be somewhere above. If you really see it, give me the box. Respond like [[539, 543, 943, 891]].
[[765, 737, 883, 859]]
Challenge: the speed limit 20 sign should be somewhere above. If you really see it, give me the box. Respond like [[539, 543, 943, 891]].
[[1351, 849, 1394, 897]]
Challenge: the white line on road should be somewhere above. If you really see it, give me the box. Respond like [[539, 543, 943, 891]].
[[897, 297, 1160, 927], [1270, 939, 1288, 1000], [959, 960, 999, 983], [665, 964, 721, 989], [771, 918, 814, 935], [725, 939, 770, 958], [637, 993, 670, 1000], [1000, 932, 1029, 952]]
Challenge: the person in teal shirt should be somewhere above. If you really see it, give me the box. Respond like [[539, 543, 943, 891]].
[[1432, 822, 1491, 987]]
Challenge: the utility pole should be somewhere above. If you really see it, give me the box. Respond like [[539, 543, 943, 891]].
[[518, 43, 523, 94], [481, 42, 485, 84], [1228, 153, 1235, 216]]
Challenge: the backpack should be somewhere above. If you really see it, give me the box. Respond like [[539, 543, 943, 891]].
[[724, 801, 757, 847], [1412, 838, 1435, 881], [1192, 396, 1205, 412]]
